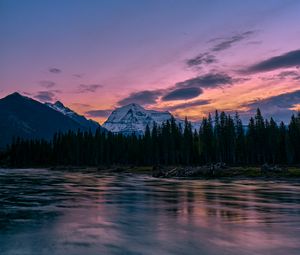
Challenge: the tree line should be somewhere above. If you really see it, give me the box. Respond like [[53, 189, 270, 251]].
[[2, 109, 300, 167]]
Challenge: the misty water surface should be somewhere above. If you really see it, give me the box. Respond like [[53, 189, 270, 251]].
[[0, 169, 300, 255]]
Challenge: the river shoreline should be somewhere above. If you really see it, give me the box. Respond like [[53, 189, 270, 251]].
[[2, 164, 298, 179], [1, 164, 300, 179]]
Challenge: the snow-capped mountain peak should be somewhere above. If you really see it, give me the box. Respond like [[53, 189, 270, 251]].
[[110, 103, 148, 123], [103, 104, 154, 134], [103, 103, 196, 135]]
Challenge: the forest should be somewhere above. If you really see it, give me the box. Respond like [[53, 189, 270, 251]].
[[1, 109, 300, 167]]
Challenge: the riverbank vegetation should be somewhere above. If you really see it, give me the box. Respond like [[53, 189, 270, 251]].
[[1, 109, 300, 168]]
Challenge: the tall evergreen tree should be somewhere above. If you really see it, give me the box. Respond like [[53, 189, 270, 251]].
[[4, 110, 299, 167]]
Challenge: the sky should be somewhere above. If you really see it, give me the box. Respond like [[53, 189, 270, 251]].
[[0, 0, 300, 123]]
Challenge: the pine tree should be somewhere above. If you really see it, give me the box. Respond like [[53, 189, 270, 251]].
[[234, 112, 245, 164], [4, 110, 300, 167]]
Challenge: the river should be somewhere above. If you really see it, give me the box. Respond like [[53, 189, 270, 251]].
[[0, 168, 300, 255]]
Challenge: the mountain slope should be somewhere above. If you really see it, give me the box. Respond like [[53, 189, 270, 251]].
[[45, 101, 101, 132], [103, 103, 200, 135], [0, 93, 86, 147]]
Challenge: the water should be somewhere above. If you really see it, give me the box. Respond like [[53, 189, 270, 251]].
[[0, 169, 300, 255]]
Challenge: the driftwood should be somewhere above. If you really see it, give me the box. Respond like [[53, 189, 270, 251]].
[[152, 163, 228, 178]]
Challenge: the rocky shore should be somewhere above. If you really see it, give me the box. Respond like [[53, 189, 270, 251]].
[[151, 163, 296, 178]]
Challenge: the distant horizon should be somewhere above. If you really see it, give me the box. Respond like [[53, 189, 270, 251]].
[[1, 91, 298, 125], [1, 0, 300, 124]]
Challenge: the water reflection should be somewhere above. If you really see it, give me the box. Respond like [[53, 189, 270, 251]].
[[0, 169, 300, 255]]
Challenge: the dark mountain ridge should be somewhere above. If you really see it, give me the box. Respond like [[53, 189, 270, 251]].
[[0, 92, 103, 148]]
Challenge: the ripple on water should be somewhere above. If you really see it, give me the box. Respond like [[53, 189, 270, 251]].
[[0, 168, 300, 255]]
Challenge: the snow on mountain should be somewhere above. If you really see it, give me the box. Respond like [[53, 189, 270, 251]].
[[103, 103, 200, 135], [45, 101, 101, 132], [45, 101, 74, 116]]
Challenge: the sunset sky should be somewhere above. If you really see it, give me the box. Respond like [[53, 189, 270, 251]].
[[0, 0, 300, 123]]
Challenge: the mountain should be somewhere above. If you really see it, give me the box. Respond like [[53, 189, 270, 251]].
[[103, 103, 200, 135], [103, 103, 172, 135], [0, 93, 101, 148], [45, 101, 101, 132], [0, 93, 200, 148]]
